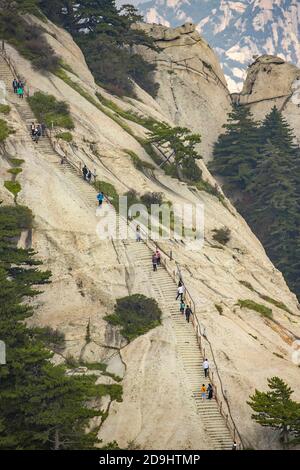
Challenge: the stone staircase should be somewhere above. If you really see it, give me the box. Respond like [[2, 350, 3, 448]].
[[1, 54, 234, 450], [124, 239, 234, 450], [0, 54, 98, 209]]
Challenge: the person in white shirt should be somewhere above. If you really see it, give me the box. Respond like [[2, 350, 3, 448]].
[[176, 282, 185, 302], [203, 358, 209, 378]]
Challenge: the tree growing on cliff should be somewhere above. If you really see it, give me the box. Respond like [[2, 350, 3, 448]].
[[0, 205, 102, 449], [209, 104, 260, 192], [247, 377, 300, 448], [148, 122, 202, 181], [38, 0, 158, 97]]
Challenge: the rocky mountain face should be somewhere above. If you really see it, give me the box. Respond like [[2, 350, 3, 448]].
[[137, 0, 300, 92], [1, 15, 300, 450], [134, 22, 232, 160], [239, 54, 300, 145]]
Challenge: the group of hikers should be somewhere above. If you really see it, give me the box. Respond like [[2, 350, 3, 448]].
[[82, 164, 96, 185], [30, 121, 46, 143], [12, 78, 25, 99]]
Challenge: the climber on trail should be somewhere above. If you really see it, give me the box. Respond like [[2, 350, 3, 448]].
[[203, 358, 209, 378], [201, 384, 206, 400], [176, 282, 185, 302], [12, 78, 18, 93], [17, 85, 24, 99], [155, 249, 161, 266], [30, 122, 35, 136], [232, 441, 237, 450], [185, 305, 192, 323], [207, 383, 213, 399], [87, 169, 92, 183], [136, 225, 141, 242], [97, 191, 104, 207], [82, 164, 88, 181], [180, 300, 185, 315], [152, 253, 158, 272]]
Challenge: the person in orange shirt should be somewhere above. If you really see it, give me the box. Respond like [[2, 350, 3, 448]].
[[201, 384, 206, 400]]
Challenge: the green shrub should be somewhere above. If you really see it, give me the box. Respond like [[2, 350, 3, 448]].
[[28, 92, 74, 129], [260, 295, 292, 314], [215, 304, 223, 315], [8, 167, 22, 176], [0, 11, 58, 72], [0, 119, 11, 142], [4, 180, 21, 197], [105, 294, 162, 341], [0, 104, 10, 115], [240, 280, 255, 291], [212, 227, 231, 245], [125, 150, 155, 172], [181, 156, 202, 181], [56, 131, 73, 142], [31, 326, 65, 351], [238, 299, 273, 319], [94, 180, 119, 211], [164, 163, 178, 178], [141, 192, 163, 209], [10, 158, 25, 166]]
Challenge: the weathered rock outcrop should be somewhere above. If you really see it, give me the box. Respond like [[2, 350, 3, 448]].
[[1, 17, 300, 450], [135, 22, 232, 160], [239, 55, 300, 145]]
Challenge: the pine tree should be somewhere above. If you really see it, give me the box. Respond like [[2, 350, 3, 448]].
[[148, 122, 202, 181], [259, 106, 298, 155], [247, 377, 300, 448], [0, 205, 103, 449], [38, 0, 158, 96], [209, 104, 260, 191]]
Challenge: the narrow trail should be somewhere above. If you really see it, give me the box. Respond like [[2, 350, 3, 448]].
[[0, 54, 235, 449]]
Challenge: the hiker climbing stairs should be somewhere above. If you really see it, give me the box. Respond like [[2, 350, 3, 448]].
[[0, 54, 99, 209], [124, 239, 233, 450]]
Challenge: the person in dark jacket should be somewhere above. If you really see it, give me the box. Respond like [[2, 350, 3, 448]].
[[152, 253, 158, 272], [82, 165, 88, 181], [87, 170, 92, 183], [12, 78, 18, 93], [185, 305, 192, 323], [207, 383, 213, 399]]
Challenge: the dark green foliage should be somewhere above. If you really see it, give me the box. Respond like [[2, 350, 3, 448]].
[[212, 227, 231, 245], [125, 150, 155, 172], [209, 104, 260, 191], [247, 377, 300, 448], [0, 104, 10, 115], [0, 118, 12, 142], [148, 122, 202, 178], [56, 131, 73, 142], [4, 181, 21, 198], [0, 205, 106, 449], [39, 0, 158, 97], [28, 92, 74, 129], [238, 299, 273, 319], [105, 294, 162, 341], [0, 4, 58, 72], [31, 326, 65, 351], [141, 192, 163, 209], [210, 105, 300, 300]]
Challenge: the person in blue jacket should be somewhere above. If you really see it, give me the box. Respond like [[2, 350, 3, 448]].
[[97, 191, 104, 207]]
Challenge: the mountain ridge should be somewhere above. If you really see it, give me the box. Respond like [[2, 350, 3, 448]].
[[135, 0, 300, 91]]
